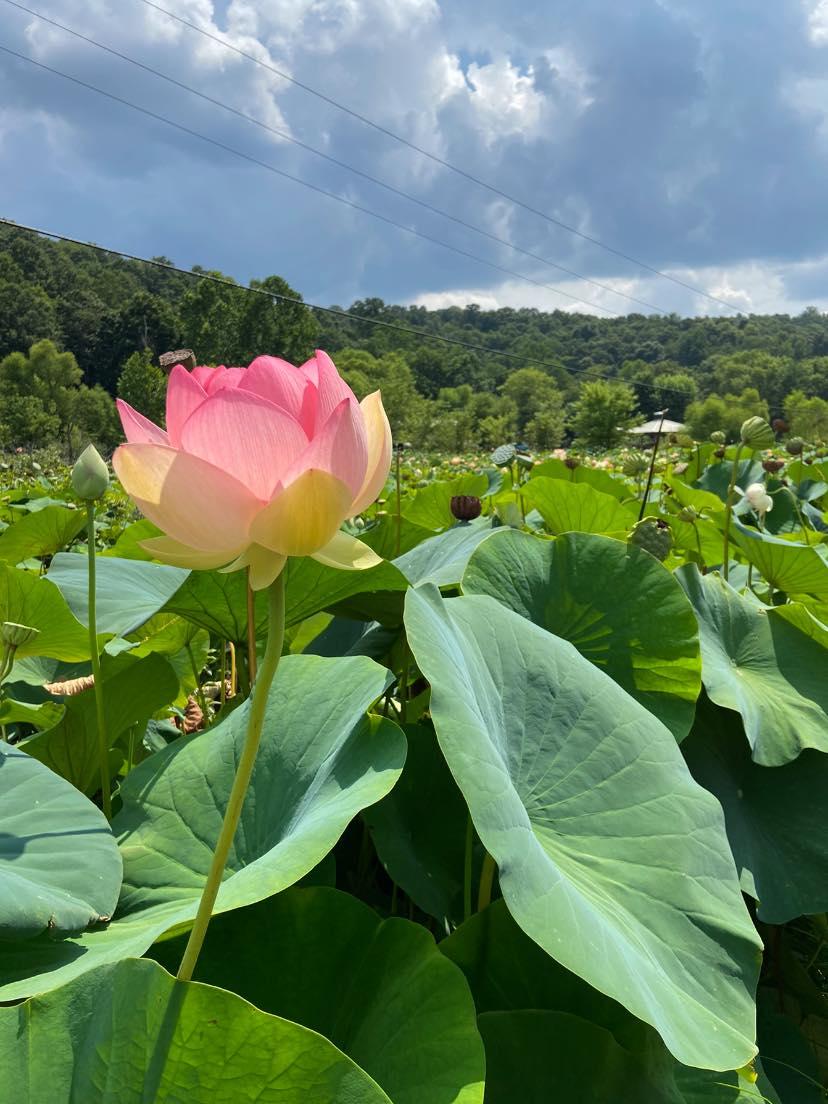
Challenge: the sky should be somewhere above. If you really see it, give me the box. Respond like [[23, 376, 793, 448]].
[[1, 0, 828, 317]]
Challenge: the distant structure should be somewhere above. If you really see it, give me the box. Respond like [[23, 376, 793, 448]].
[[629, 417, 686, 436]]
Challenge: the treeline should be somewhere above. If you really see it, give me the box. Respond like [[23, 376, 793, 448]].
[[1, 222, 827, 453]]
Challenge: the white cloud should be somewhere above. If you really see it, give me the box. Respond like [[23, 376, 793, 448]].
[[409, 255, 828, 318], [462, 58, 546, 144], [809, 0, 828, 44]]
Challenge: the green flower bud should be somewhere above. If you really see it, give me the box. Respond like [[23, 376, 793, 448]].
[[710, 431, 726, 445], [677, 505, 699, 524], [1, 622, 40, 649], [739, 417, 774, 450], [71, 445, 110, 501], [786, 437, 804, 456]]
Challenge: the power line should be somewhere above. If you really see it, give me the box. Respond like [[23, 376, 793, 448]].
[[1, 0, 672, 317], [0, 216, 703, 397], [136, 0, 745, 315], [0, 43, 632, 320]]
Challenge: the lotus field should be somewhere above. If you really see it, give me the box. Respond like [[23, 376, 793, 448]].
[[1, 353, 827, 1103]]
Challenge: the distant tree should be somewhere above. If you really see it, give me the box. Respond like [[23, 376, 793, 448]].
[[651, 371, 698, 421], [572, 381, 637, 448], [0, 395, 59, 449], [526, 405, 566, 449], [233, 276, 319, 365], [96, 292, 181, 390], [784, 390, 828, 441], [179, 274, 243, 364], [501, 368, 564, 435], [71, 385, 121, 451], [117, 349, 166, 426], [0, 281, 58, 359], [684, 388, 768, 441]]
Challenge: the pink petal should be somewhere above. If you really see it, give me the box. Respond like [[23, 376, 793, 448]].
[[312, 350, 359, 427], [191, 365, 216, 389], [179, 388, 309, 499], [116, 399, 169, 445], [281, 397, 367, 499], [166, 365, 207, 448], [205, 366, 246, 394], [113, 443, 260, 553], [350, 390, 393, 514], [240, 356, 317, 433]]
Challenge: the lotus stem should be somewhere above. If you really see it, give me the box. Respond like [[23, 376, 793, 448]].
[[246, 573, 257, 685], [176, 571, 285, 983], [86, 502, 111, 820], [463, 815, 473, 921], [721, 443, 744, 581], [477, 851, 496, 912], [638, 410, 667, 522]]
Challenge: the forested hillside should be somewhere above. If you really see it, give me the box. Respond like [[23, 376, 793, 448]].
[[1, 222, 827, 452]]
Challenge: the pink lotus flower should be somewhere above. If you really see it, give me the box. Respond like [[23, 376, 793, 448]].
[[113, 352, 392, 588]]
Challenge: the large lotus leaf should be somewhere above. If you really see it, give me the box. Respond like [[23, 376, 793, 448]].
[[360, 515, 434, 558], [165, 567, 260, 640], [731, 524, 828, 601], [676, 566, 828, 765], [697, 457, 763, 502], [102, 517, 162, 559], [529, 458, 630, 501], [479, 1012, 775, 1103], [462, 530, 701, 739], [48, 553, 190, 636], [129, 614, 211, 702], [0, 504, 87, 565], [401, 474, 489, 531], [0, 957, 391, 1103], [404, 585, 760, 1070], [21, 652, 180, 794], [364, 724, 471, 923], [442, 901, 768, 1104], [395, 517, 497, 588], [152, 888, 484, 1104], [522, 476, 637, 535], [284, 554, 408, 628], [0, 563, 89, 660], [0, 745, 122, 940], [0, 655, 406, 1000], [684, 698, 828, 924]]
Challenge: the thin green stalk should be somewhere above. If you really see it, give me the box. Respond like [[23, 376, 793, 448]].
[[86, 503, 111, 820], [246, 573, 257, 685], [398, 641, 410, 725], [463, 816, 473, 922], [477, 851, 496, 912], [638, 411, 667, 522], [395, 447, 402, 557], [176, 572, 286, 983], [219, 640, 227, 707], [721, 443, 744, 581]]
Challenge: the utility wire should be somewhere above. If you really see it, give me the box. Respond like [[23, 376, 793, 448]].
[[0, 216, 704, 398], [137, 0, 745, 315], [2, 0, 674, 316], [0, 43, 634, 319]]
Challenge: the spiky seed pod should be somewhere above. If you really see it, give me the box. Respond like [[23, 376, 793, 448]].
[[628, 517, 673, 562], [563, 456, 580, 470], [710, 431, 726, 445], [762, 458, 784, 474], [713, 447, 726, 459]]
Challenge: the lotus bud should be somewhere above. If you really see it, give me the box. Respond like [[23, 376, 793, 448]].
[[1, 622, 39, 649], [710, 431, 726, 445], [451, 495, 482, 521], [739, 417, 774, 450], [786, 437, 804, 456], [677, 506, 699, 524], [71, 444, 110, 501]]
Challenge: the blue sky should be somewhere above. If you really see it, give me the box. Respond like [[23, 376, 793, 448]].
[[1, 0, 828, 316]]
